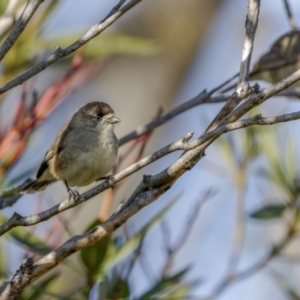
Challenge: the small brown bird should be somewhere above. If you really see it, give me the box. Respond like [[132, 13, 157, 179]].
[[251, 30, 300, 86], [21, 101, 120, 198]]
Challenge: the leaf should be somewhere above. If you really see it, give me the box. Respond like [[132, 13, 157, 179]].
[[138, 268, 189, 300], [0, 215, 51, 254], [98, 194, 181, 280], [80, 219, 111, 283], [250, 204, 287, 220], [40, 33, 159, 61], [106, 276, 130, 299], [21, 272, 60, 300]]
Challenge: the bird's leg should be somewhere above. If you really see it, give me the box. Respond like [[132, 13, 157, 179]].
[[64, 181, 79, 200]]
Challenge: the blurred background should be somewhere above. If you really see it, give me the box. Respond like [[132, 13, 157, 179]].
[[1, 0, 300, 299]]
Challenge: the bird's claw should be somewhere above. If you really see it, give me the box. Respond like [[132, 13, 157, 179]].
[[105, 175, 116, 188], [68, 188, 80, 201]]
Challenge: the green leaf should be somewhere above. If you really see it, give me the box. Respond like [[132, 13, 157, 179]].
[[40, 33, 159, 61], [98, 194, 181, 280], [21, 272, 60, 300], [0, 214, 51, 254], [138, 268, 189, 300], [80, 219, 111, 284], [106, 276, 130, 299], [250, 204, 287, 220]]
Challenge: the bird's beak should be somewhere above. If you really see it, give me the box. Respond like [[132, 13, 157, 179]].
[[109, 116, 121, 124]]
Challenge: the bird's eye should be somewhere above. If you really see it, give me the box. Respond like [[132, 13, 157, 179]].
[[94, 115, 101, 121]]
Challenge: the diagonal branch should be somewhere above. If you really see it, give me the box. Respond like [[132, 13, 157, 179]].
[[283, 0, 297, 31], [2, 105, 300, 236], [0, 0, 143, 96]]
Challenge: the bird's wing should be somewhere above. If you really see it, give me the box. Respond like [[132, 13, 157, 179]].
[[36, 121, 72, 179], [36, 148, 54, 179]]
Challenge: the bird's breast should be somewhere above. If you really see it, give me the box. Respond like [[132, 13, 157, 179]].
[[51, 130, 118, 187]]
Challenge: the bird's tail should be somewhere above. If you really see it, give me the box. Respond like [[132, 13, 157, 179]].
[[20, 179, 56, 194]]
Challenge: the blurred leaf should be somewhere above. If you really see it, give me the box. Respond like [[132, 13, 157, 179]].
[[20, 272, 60, 300], [106, 276, 130, 299], [80, 219, 111, 284], [243, 126, 260, 162], [98, 194, 181, 280], [162, 282, 195, 299], [250, 204, 287, 220], [0, 243, 7, 280], [138, 268, 189, 300], [218, 135, 238, 170], [41, 33, 159, 61], [0, 215, 51, 254], [259, 130, 298, 200], [35, 0, 60, 33]]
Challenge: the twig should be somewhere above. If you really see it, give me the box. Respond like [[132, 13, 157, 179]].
[[205, 0, 260, 132], [0, 0, 143, 96], [283, 0, 297, 31], [236, 0, 260, 96], [0, 0, 44, 62], [161, 190, 213, 276], [206, 217, 297, 299]]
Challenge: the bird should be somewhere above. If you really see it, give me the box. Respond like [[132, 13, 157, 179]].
[[250, 30, 300, 86], [21, 101, 120, 198], [221, 30, 300, 93]]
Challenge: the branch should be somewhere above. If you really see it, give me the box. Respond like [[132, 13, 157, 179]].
[[0, 0, 143, 95], [0, 0, 44, 62], [206, 216, 297, 299], [283, 0, 297, 31], [236, 0, 260, 96], [221, 66, 300, 126], [0, 132, 195, 236], [3, 110, 300, 295]]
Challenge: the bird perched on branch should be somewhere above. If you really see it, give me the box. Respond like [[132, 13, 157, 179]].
[[251, 30, 300, 86], [21, 101, 120, 198]]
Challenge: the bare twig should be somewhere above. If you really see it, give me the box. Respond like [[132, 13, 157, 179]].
[[161, 190, 213, 276], [283, 0, 297, 31], [0, 0, 44, 62], [206, 217, 297, 299], [236, 0, 260, 96], [205, 0, 260, 133], [0, 0, 143, 95]]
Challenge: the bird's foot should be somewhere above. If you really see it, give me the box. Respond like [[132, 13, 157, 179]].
[[105, 175, 116, 188], [68, 188, 80, 201]]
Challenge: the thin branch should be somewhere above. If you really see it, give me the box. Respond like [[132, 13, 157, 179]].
[[236, 0, 260, 96], [206, 217, 297, 299], [283, 0, 297, 31], [0, 132, 195, 236], [0, 0, 143, 95], [220, 66, 300, 126], [0, 0, 44, 62], [161, 190, 213, 276]]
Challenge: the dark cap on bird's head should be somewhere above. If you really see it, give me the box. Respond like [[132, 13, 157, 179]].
[[72, 101, 120, 127], [81, 101, 115, 116]]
